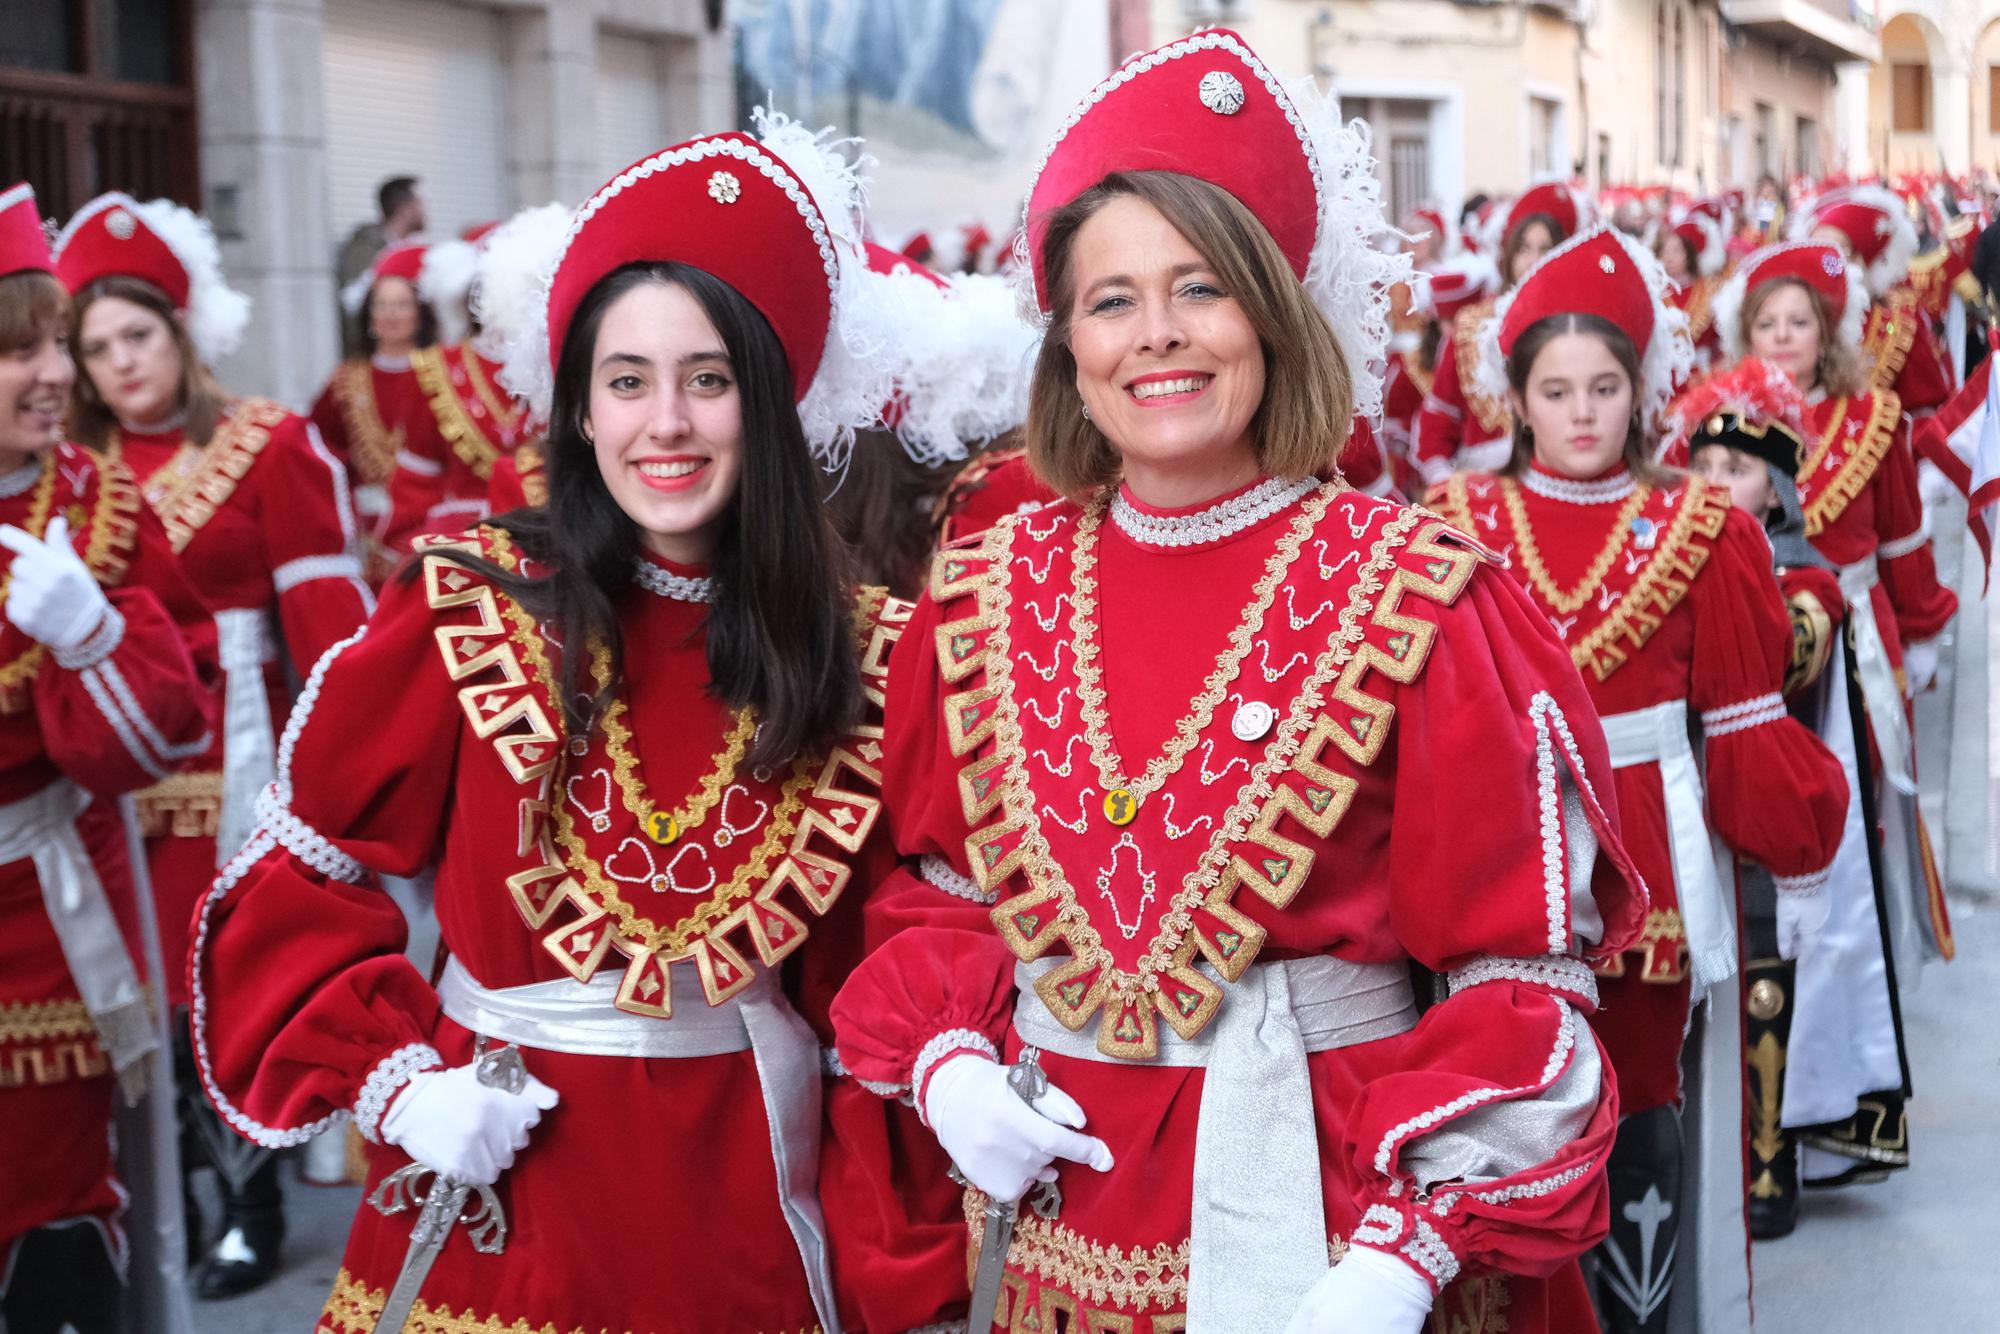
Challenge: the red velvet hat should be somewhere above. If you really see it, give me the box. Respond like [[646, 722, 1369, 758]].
[[1474, 225, 1694, 428], [1020, 28, 1407, 421], [1415, 252, 1498, 325], [0, 183, 52, 278], [1409, 204, 1456, 255], [1667, 208, 1725, 278], [1502, 181, 1587, 248], [373, 241, 427, 286], [1793, 184, 1916, 296], [53, 192, 252, 362], [1711, 241, 1867, 364]]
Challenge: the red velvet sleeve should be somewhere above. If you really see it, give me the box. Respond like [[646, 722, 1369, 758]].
[[1337, 565, 1646, 1288], [1691, 509, 1847, 881], [1894, 318, 1952, 416], [308, 378, 350, 471], [1873, 419, 1958, 645], [189, 569, 460, 1150], [258, 414, 374, 672], [1413, 330, 1468, 485], [378, 408, 451, 558]]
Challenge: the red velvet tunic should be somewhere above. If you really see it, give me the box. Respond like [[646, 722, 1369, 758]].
[[310, 355, 430, 568], [1381, 347, 1432, 497], [832, 479, 1651, 1334], [934, 446, 1059, 547], [1413, 303, 1511, 487], [108, 401, 372, 1005], [380, 341, 532, 557], [1429, 466, 1847, 1112], [486, 441, 547, 515], [0, 443, 216, 1251], [1666, 276, 1724, 373], [189, 529, 961, 1333], [1863, 291, 1952, 417]]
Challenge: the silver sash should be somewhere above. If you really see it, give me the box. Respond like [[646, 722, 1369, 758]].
[[1014, 955, 1418, 1332], [212, 608, 279, 866], [1598, 700, 1737, 991], [2, 780, 155, 1101], [436, 958, 842, 1334], [1837, 559, 1916, 795]]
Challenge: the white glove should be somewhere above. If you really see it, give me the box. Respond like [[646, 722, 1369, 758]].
[[1902, 639, 1939, 695], [0, 515, 112, 652], [923, 1053, 1114, 1203], [1283, 1246, 1435, 1334], [379, 1061, 560, 1186], [1776, 885, 1832, 961]]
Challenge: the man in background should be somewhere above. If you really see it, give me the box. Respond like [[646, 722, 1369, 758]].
[[334, 175, 426, 352]]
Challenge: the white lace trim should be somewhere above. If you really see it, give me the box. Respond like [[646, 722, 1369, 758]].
[[393, 449, 443, 478], [352, 1043, 443, 1143], [273, 553, 366, 594], [1530, 692, 1605, 954], [1431, 1159, 1596, 1217], [77, 666, 168, 781], [97, 658, 212, 761], [1876, 522, 1929, 561], [1448, 954, 1599, 1008], [54, 605, 124, 670], [255, 783, 365, 883], [1350, 1203, 1406, 1247], [911, 1028, 998, 1126], [631, 560, 714, 603], [1372, 1000, 1578, 1177], [0, 455, 46, 497], [1399, 1218, 1461, 1289], [1700, 692, 1788, 737], [1420, 392, 1462, 421], [1108, 476, 1317, 549], [1775, 867, 1832, 896], [920, 853, 995, 904], [1520, 468, 1636, 505]]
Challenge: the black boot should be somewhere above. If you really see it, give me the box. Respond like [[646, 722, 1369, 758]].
[[0, 1223, 125, 1334], [1800, 1090, 1911, 1187], [1590, 1103, 1683, 1334], [1745, 957, 1801, 1239], [194, 1149, 286, 1299]]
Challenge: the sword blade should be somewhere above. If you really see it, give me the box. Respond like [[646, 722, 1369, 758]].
[[967, 1198, 1018, 1331], [374, 1181, 467, 1332]]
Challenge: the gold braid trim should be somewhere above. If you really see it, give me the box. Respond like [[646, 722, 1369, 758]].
[[1802, 392, 1901, 537], [1401, 347, 1435, 399], [144, 399, 288, 552], [0, 451, 142, 710], [1452, 302, 1510, 435], [133, 769, 224, 838], [948, 504, 1487, 1058], [1423, 475, 1479, 535], [412, 344, 501, 483], [334, 360, 400, 484], [318, 1267, 818, 1334], [0, 997, 97, 1043], [513, 442, 548, 508], [1568, 479, 1731, 683], [1683, 274, 1719, 343], [1863, 294, 1918, 396]]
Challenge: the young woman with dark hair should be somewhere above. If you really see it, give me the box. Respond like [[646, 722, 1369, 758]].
[[188, 125, 967, 1333], [53, 190, 374, 1299], [1412, 182, 1588, 487], [1426, 226, 1848, 1334], [0, 183, 217, 1334]]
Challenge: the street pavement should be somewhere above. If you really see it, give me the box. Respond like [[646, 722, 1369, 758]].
[[189, 894, 2000, 1331]]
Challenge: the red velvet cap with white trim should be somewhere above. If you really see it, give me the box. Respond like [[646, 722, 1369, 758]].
[[1710, 241, 1868, 364], [1791, 184, 1917, 296], [1502, 181, 1589, 249], [1415, 252, 1499, 325], [1473, 225, 1694, 429], [0, 183, 52, 278], [1019, 28, 1408, 422], [53, 192, 252, 363]]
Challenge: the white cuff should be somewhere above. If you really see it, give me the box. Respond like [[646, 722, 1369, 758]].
[[1774, 867, 1831, 896], [911, 1028, 998, 1126], [920, 854, 995, 904], [394, 449, 444, 477], [1700, 692, 1787, 737], [1447, 954, 1599, 1008], [273, 553, 366, 594], [353, 1042, 443, 1143], [54, 604, 125, 670]]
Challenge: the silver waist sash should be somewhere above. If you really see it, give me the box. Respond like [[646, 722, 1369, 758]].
[[1837, 558, 1916, 794], [1, 779, 155, 1099], [213, 607, 279, 866], [435, 957, 842, 1333], [1014, 954, 1418, 1331]]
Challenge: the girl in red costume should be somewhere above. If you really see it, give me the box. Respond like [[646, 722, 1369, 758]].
[[54, 189, 375, 1299], [1427, 226, 1847, 1334], [191, 116, 964, 1333], [832, 32, 1649, 1334], [1711, 240, 1958, 1190], [0, 183, 217, 1334]]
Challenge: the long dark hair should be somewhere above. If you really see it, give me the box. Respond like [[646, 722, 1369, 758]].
[[431, 261, 860, 768], [1500, 311, 1669, 485]]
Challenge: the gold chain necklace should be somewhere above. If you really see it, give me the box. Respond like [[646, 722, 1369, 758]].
[[1500, 476, 1652, 615], [1069, 483, 1334, 827], [588, 637, 755, 845]]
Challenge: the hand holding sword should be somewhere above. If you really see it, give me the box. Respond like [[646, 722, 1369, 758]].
[[924, 1047, 1114, 1328]]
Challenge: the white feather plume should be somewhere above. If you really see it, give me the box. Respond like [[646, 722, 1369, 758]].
[[1472, 224, 1695, 433], [475, 203, 571, 422], [1789, 184, 1919, 298], [418, 238, 479, 345], [1712, 242, 1868, 366]]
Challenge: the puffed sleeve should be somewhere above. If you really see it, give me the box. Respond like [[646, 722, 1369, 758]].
[[257, 414, 374, 672], [830, 585, 1019, 1104], [188, 564, 462, 1151], [1892, 318, 1952, 416], [1872, 415, 1957, 646], [1412, 328, 1469, 487], [308, 375, 350, 472], [1337, 565, 1648, 1292], [1691, 509, 1847, 885], [35, 463, 219, 796]]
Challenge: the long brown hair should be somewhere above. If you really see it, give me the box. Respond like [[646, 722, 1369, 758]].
[[1500, 312, 1671, 484], [0, 271, 66, 354], [66, 275, 227, 448], [1502, 214, 1567, 292], [1739, 277, 1867, 398], [1026, 170, 1353, 498]]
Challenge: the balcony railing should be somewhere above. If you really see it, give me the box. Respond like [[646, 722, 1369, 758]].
[[1720, 0, 1881, 65]]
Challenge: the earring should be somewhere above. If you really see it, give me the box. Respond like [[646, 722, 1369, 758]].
[[1080, 400, 1091, 421]]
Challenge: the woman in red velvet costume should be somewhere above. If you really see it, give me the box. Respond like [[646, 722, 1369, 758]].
[[1655, 204, 1727, 373], [191, 117, 965, 1333], [1712, 240, 1958, 1189], [831, 32, 1649, 1334], [1383, 254, 1498, 495], [54, 190, 375, 1299], [0, 183, 217, 1334], [1413, 182, 1589, 487], [1428, 227, 1846, 1332]]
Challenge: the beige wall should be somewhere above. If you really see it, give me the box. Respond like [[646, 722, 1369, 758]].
[[1719, 32, 1839, 181]]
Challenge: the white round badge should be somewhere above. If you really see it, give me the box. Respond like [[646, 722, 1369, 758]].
[[1231, 700, 1275, 742]]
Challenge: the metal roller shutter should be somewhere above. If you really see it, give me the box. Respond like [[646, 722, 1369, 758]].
[[321, 0, 509, 238], [596, 31, 668, 177]]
